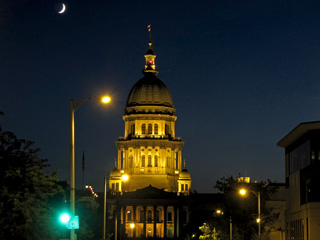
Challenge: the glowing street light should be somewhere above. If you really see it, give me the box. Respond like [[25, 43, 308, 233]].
[[70, 95, 111, 240], [239, 188, 261, 240], [101, 96, 111, 103]]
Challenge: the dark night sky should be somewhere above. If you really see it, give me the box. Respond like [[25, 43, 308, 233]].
[[1, 0, 320, 193]]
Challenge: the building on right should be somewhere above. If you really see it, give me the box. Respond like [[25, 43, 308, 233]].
[[277, 121, 320, 240]]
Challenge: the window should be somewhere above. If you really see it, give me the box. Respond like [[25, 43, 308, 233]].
[[131, 124, 135, 135], [154, 124, 158, 134], [147, 210, 152, 221], [185, 184, 188, 191], [142, 124, 146, 134], [181, 184, 184, 191], [154, 155, 158, 167], [116, 183, 119, 191], [129, 156, 133, 168], [148, 123, 152, 134], [140, 209, 145, 222], [156, 209, 160, 222], [167, 157, 170, 168], [167, 211, 173, 222], [112, 183, 115, 190], [141, 156, 145, 167], [127, 211, 132, 221], [148, 155, 152, 167]]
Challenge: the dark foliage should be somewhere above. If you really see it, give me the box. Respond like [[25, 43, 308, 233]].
[[0, 119, 64, 240], [214, 175, 280, 239]]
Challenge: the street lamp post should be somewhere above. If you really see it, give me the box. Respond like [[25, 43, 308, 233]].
[[70, 96, 111, 240], [216, 210, 232, 240], [239, 189, 261, 240], [103, 174, 129, 240]]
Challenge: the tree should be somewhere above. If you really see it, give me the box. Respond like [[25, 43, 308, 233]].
[[214, 175, 280, 240], [199, 223, 222, 240], [0, 117, 64, 240]]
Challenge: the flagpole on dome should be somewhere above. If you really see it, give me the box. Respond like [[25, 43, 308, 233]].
[[148, 24, 152, 48]]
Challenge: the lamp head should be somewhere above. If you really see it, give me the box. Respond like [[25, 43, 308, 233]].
[[101, 96, 111, 103], [216, 209, 223, 215], [239, 189, 246, 195]]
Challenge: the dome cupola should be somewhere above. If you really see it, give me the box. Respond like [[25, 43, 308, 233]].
[[125, 26, 175, 115]]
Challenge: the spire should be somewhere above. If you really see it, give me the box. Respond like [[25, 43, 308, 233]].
[[143, 24, 158, 75]]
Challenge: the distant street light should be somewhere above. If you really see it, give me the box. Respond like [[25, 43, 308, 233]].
[[70, 96, 111, 240], [239, 189, 261, 240]]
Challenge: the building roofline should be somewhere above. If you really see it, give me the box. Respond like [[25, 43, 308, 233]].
[[277, 121, 320, 148]]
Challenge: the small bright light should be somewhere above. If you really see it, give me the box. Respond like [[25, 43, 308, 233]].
[[239, 189, 246, 195], [216, 210, 221, 214], [130, 223, 135, 229], [59, 213, 70, 224], [256, 218, 260, 223], [192, 234, 196, 238], [122, 174, 129, 181], [101, 96, 111, 104]]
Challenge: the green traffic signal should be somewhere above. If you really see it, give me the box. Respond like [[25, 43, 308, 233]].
[[59, 212, 71, 224]]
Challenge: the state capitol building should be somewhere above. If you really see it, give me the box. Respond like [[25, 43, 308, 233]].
[[106, 36, 192, 239]]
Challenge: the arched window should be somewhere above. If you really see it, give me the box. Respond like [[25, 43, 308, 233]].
[[148, 155, 152, 167], [127, 210, 132, 221], [154, 155, 158, 167], [140, 209, 144, 221], [154, 124, 158, 134], [167, 157, 170, 168], [141, 155, 145, 167], [141, 124, 146, 134], [148, 123, 152, 134], [147, 210, 152, 221]]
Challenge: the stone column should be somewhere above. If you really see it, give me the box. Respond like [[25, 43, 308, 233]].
[[143, 206, 147, 237], [118, 149, 121, 169], [178, 150, 182, 170], [123, 206, 127, 238], [164, 206, 167, 238], [153, 205, 157, 237], [133, 206, 137, 238], [174, 205, 177, 238]]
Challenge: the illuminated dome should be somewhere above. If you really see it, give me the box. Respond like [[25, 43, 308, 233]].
[[110, 167, 121, 177], [179, 168, 191, 179], [125, 73, 174, 110]]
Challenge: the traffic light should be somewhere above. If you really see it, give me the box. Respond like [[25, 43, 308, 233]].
[[59, 212, 71, 225]]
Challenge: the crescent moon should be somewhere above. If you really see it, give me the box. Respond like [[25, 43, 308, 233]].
[[58, 3, 66, 14]]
